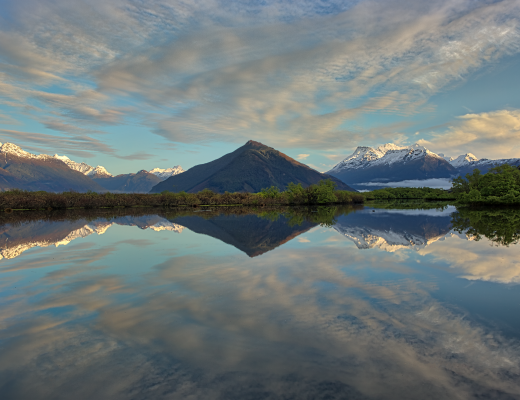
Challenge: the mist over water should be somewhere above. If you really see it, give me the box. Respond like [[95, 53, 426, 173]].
[[0, 206, 519, 399]]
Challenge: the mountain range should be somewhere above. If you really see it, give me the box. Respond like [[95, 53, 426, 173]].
[[0, 142, 184, 192], [151, 140, 355, 193], [327, 143, 520, 189], [1, 138, 519, 193]]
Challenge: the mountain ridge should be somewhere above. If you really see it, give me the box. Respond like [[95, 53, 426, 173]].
[[328, 143, 520, 187]]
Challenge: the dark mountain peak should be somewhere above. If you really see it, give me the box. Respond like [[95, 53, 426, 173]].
[[244, 140, 268, 149], [151, 141, 356, 193]]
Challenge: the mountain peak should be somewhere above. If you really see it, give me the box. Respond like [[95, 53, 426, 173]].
[[87, 165, 113, 178], [149, 166, 185, 179], [449, 153, 479, 167], [245, 140, 268, 148]]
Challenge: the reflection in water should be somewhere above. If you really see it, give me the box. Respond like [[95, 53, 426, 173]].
[[0, 214, 183, 260], [451, 207, 520, 246], [334, 207, 454, 251], [171, 214, 315, 257], [0, 206, 520, 399]]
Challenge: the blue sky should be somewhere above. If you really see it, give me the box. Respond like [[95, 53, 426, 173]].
[[0, 0, 520, 174]]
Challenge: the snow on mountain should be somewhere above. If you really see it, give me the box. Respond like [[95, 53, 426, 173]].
[[0, 141, 113, 178], [53, 154, 113, 177], [0, 142, 52, 160], [449, 153, 479, 168], [54, 155, 95, 174], [149, 166, 185, 180], [328, 146, 386, 172], [329, 143, 444, 173], [448, 154, 520, 171], [87, 165, 113, 178]]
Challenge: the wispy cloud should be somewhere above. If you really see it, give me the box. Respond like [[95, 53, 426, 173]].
[[0, 129, 117, 158], [296, 154, 310, 160], [418, 109, 520, 159], [0, 0, 519, 156]]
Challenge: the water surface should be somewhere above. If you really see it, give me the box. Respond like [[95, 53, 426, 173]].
[[1, 206, 519, 399]]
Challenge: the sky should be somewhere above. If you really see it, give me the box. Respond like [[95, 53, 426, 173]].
[[0, 0, 520, 175]]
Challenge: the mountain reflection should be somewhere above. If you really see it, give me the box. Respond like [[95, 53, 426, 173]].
[[171, 214, 316, 257], [1, 206, 520, 399], [2, 205, 520, 262], [334, 207, 454, 252], [0, 212, 183, 260]]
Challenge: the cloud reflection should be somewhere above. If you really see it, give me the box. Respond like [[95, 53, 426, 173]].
[[0, 243, 519, 399]]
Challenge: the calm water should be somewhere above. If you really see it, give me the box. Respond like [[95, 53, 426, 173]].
[[1, 206, 519, 399]]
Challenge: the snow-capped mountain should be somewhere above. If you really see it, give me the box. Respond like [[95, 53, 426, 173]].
[[443, 153, 479, 167], [0, 142, 105, 192], [329, 143, 445, 174], [328, 142, 520, 188], [149, 166, 185, 179], [0, 142, 53, 160], [450, 155, 520, 175], [327, 143, 455, 187], [53, 155, 113, 178]]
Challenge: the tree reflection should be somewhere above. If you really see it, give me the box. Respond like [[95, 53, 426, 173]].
[[451, 208, 520, 246]]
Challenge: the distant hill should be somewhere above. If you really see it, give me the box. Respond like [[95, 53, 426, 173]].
[[93, 170, 163, 192], [0, 143, 105, 192], [151, 140, 356, 193]]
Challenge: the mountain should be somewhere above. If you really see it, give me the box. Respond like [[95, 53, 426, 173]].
[[53, 155, 113, 178], [0, 143, 105, 192], [54, 154, 185, 191], [328, 143, 520, 189], [92, 170, 163, 192], [327, 143, 456, 187], [448, 155, 520, 175], [151, 140, 356, 193], [149, 166, 185, 179]]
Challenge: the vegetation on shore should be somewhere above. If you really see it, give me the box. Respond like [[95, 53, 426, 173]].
[[0, 180, 364, 211], [453, 164, 520, 205]]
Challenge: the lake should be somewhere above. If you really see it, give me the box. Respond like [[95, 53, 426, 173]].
[[1, 205, 519, 399]]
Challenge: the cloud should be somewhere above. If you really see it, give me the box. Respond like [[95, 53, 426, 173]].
[[296, 153, 310, 160], [114, 152, 155, 161], [357, 178, 454, 189], [0, 0, 518, 155], [1, 240, 520, 398], [418, 109, 520, 159], [0, 128, 117, 158]]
